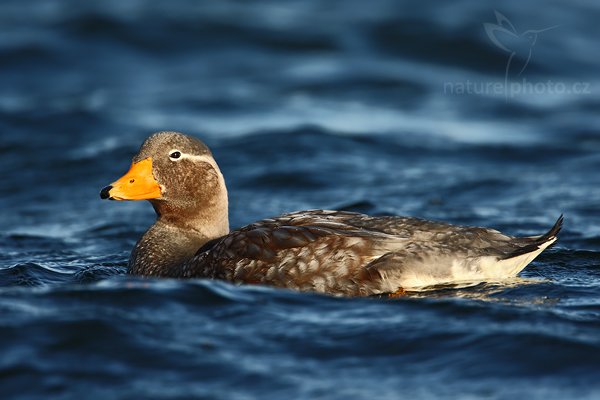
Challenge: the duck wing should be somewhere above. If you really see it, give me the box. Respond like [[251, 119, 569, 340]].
[[182, 210, 405, 295]]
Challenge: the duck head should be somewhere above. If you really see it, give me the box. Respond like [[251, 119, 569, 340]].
[[101, 131, 229, 239]]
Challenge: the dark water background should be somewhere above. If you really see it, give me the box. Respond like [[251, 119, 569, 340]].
[[1, 1, 600, 399]]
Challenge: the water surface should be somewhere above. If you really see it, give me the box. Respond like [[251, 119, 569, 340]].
[[1, 1, 599, 399]]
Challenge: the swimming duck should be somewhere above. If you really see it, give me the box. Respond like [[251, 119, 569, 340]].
[[100, 131, 562, 297]]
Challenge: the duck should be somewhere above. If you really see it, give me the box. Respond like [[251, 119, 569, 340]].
[[100, 131, 563, 297]]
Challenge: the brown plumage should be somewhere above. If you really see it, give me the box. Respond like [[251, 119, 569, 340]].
[[100, 131, 563, 297]]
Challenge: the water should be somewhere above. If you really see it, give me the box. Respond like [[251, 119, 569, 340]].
[[1, 1, 600, 399]]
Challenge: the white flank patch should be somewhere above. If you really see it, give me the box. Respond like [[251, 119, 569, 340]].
[[396, 237, 557, 290], [489, 237, 557, 279]]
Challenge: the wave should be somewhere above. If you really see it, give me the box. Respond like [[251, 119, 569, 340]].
[[0, 263, 72, 287]]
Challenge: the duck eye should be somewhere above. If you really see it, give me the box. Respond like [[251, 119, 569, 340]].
[[169, 151, 181, 160]]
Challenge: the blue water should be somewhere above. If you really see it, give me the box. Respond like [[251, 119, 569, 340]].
[[1, 1, 600, 399]]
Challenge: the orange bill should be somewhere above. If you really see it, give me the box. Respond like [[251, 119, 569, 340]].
[[101, 158, 162, 201]]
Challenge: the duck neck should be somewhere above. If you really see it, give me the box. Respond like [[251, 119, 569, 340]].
[[152, 196, 230, 241], [128, 196, 230, 277]]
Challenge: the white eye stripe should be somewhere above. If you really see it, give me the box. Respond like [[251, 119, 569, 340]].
[[167, 151, 220, 169], [179, 154, 219, 167]]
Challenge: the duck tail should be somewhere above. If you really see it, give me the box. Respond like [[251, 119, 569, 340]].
[[503, 214, 563, 260], [541, 214, 564, 242]]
